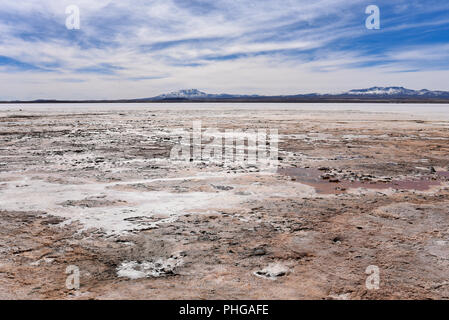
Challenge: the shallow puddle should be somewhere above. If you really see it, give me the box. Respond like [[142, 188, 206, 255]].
[[436, 171, 449, 178], [278, 167, 441, 194]]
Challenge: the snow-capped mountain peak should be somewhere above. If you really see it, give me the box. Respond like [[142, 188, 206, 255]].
[[347, 87, 414, 95], [345, 86, 449, 97], [154, 89, 209, 99]]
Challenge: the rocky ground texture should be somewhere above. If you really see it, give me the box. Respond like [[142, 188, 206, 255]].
[[1, 104, 449, 299]]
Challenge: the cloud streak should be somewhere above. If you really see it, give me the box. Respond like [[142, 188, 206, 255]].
[[0, 0, 448, 99]]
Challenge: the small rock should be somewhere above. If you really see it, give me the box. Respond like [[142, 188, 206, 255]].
[[211, 185, 234, 191], [252, 247, 267, 256]]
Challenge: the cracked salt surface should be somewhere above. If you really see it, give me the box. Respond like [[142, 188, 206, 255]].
[[0, 173, 316, 236], [0, 177, 238, 235]]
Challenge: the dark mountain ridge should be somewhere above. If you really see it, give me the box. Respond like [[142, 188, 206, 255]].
[[3, 87, 449, 103]]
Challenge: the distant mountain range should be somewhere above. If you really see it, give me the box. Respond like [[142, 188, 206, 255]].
[[3, 87, 449, 103], [345, 87, 449, 98], [148, 89, 262, 100], [144, 87, 449, 101]]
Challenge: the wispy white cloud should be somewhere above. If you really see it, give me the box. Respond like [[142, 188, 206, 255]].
[[0, 0, 448, 99]]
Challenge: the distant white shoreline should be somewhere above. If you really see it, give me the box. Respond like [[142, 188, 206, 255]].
[[1, 102, 449, 120]]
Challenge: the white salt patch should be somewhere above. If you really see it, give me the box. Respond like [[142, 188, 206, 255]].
[[254, 263, 289, 280], [117, 257, 182, 279], [328, 293, 351, 300], [0, 173, 315, 235], [116, 263, 147, 280], [341, 134, 372, 140]]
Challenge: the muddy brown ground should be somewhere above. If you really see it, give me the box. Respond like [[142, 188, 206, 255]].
[[1, 104, 449, 299]]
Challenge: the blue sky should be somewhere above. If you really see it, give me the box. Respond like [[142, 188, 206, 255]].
[[1, 0, 449, 100]]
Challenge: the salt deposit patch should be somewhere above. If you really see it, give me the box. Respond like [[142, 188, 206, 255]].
[[0, 174, 315, 235], [0, 178, 240, 235], [425, 239, 449, 260], [254, 263, 289, 280], [117, 257, 183, 279]]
